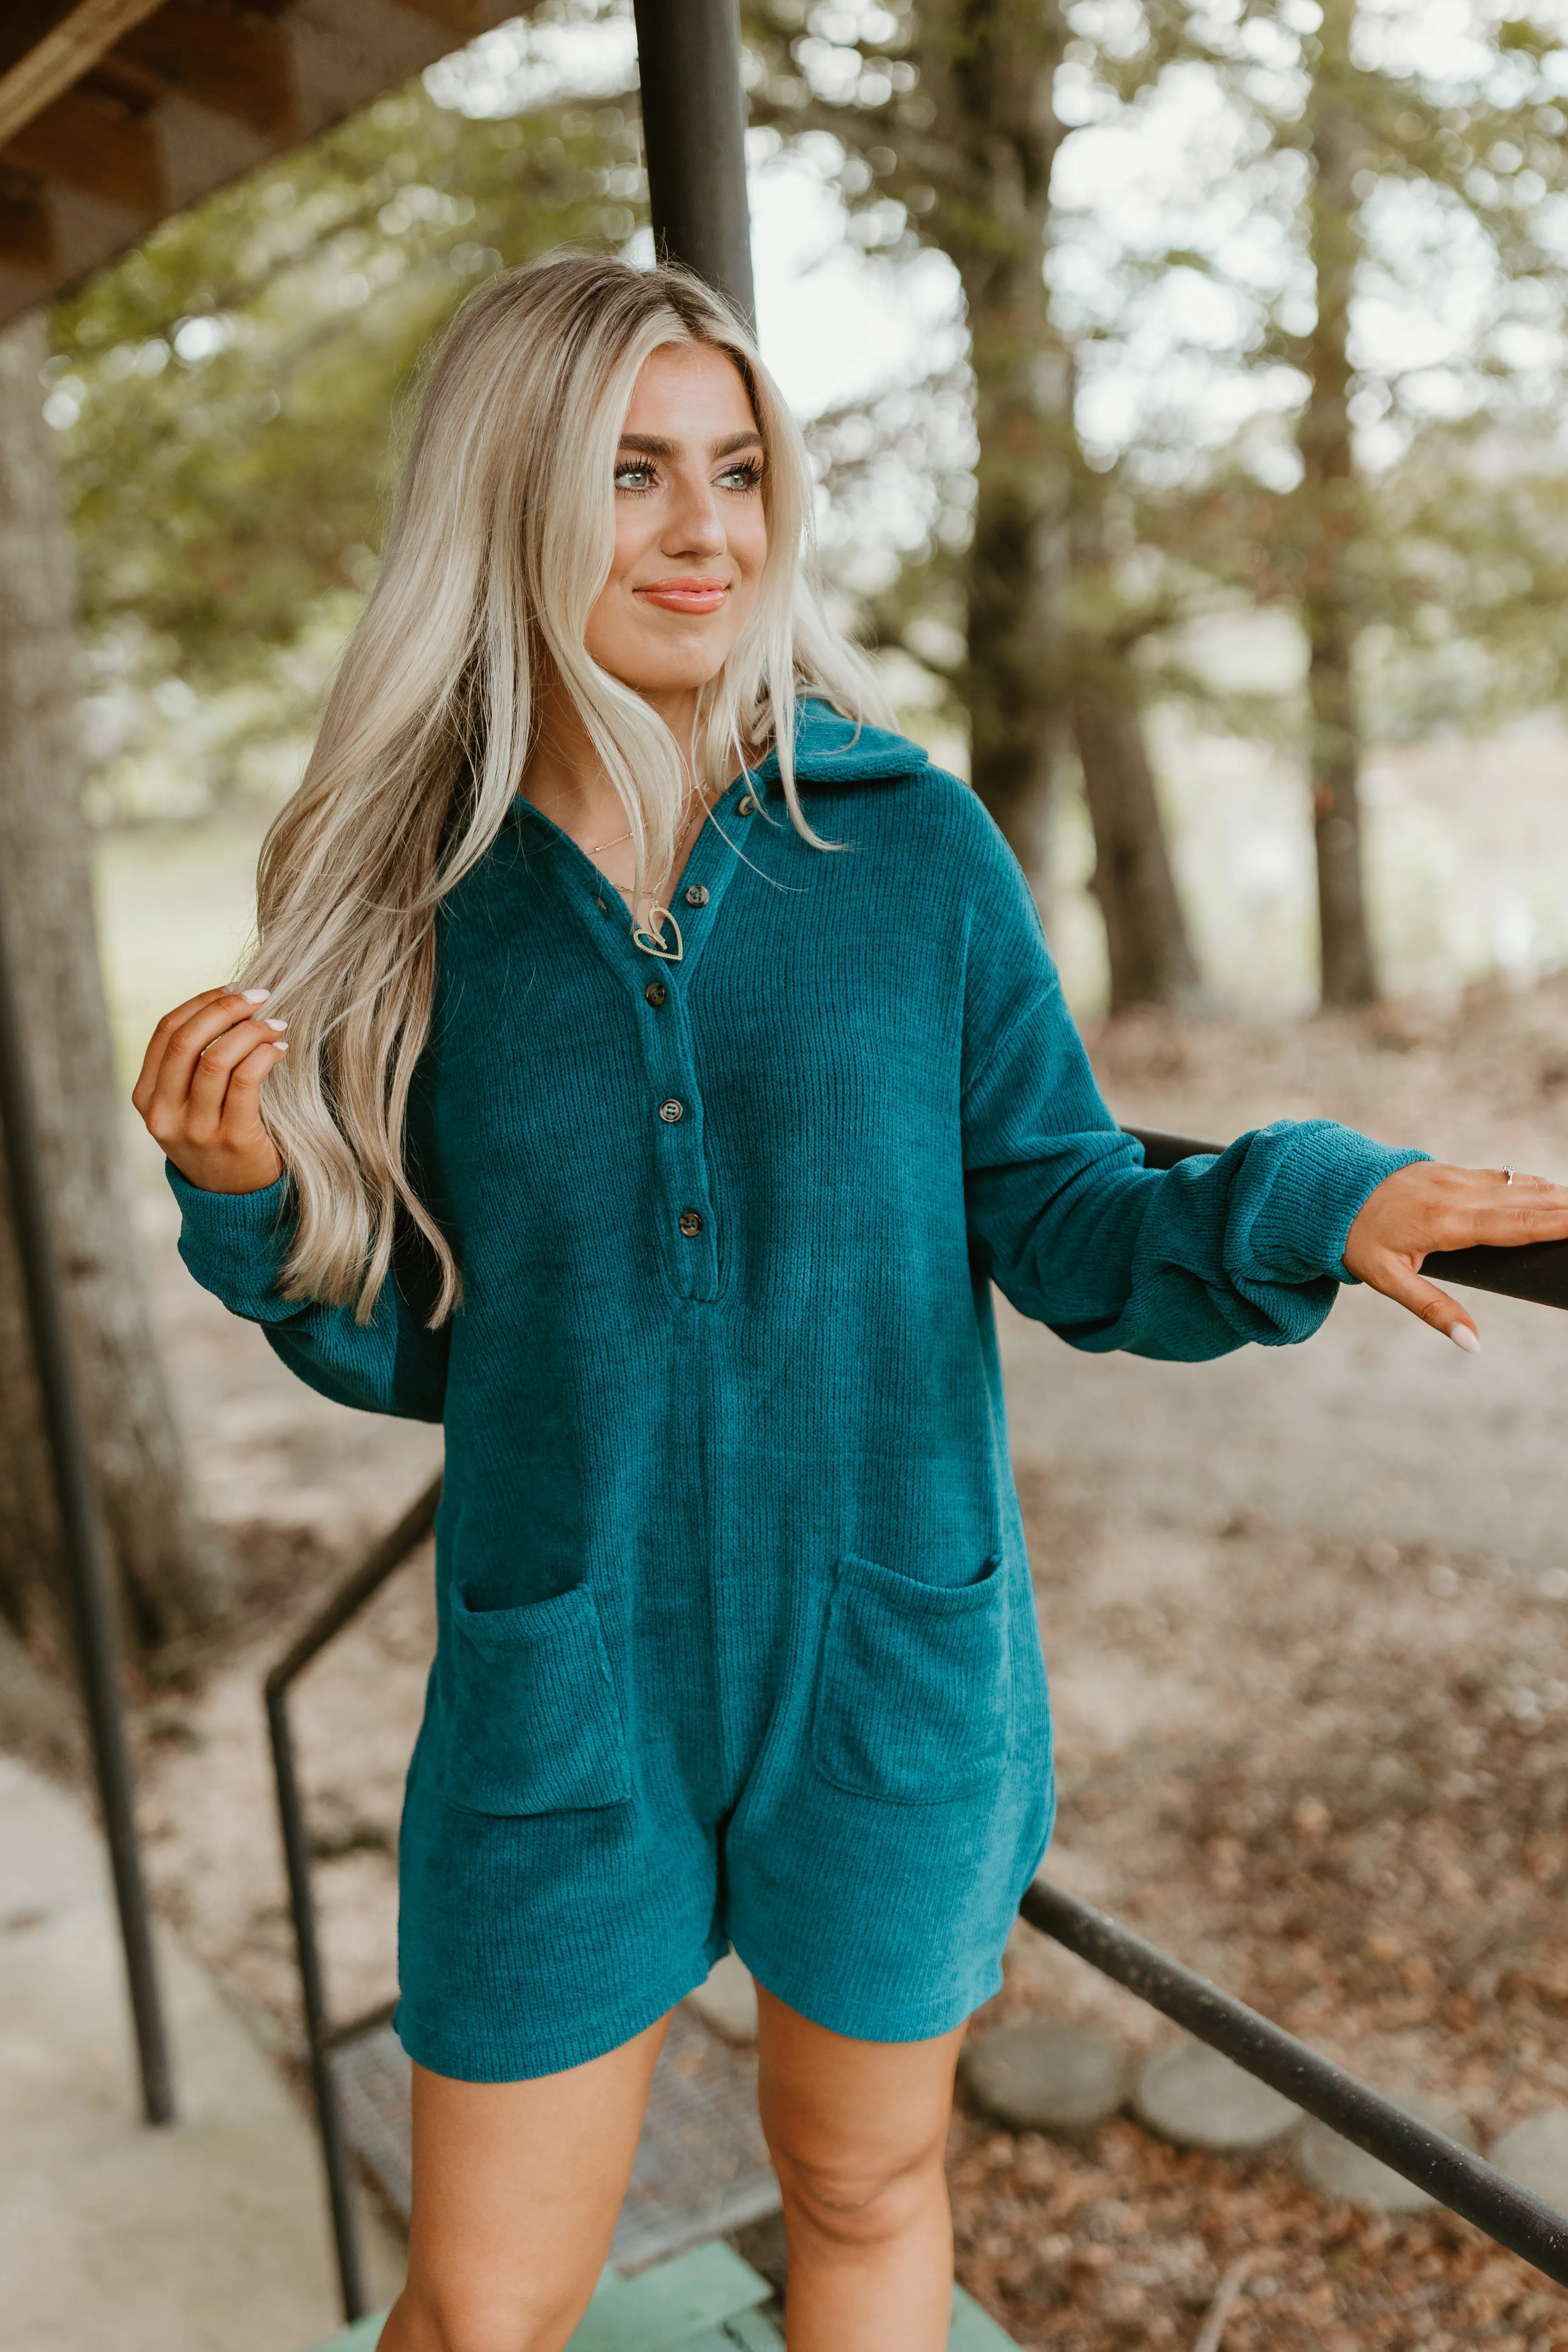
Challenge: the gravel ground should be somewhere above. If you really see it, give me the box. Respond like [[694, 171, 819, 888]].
[[72, 977, 1568, 2343]]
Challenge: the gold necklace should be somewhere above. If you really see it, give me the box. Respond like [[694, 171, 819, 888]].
[[590, 792, 705, 859], [590, 792, 710, 963]]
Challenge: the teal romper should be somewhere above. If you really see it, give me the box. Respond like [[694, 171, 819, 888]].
[[168, 700, 1421, 2081]]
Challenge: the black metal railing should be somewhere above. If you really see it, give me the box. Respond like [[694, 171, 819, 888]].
[[1128, 1126, 1568, 1307], [265, 1473, 443, 2318], [1024, 1880, 1568, 2284], [270, 1126, 1568, 2321]]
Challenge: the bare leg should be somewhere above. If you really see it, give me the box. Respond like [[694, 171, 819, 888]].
[[378, 2013, 669, 2352], [754, 1980, 964, 2352]]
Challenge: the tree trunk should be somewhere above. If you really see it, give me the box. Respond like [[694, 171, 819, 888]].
[[923, 0, 1069, 889], [0, 313, 217, 1663], [963, 384, 1061, 887], [1300, 0, 1378, 1008], [1068, 471, 1200, 1012], [919, 0, 1200, 1004], [1072, 684, 1200, 1014]]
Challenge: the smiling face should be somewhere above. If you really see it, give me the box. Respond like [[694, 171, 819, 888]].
[[582, 340, 770, 710]]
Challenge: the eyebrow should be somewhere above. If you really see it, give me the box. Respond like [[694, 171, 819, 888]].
[[616, 431, 765, 458]]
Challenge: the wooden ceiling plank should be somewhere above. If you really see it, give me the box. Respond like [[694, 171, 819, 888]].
[[80, 51, 169, 113], [116, 4, 297, 140], [0, 0, 528, 325], [154, 90, 272, 214], [4, 86, 163, 216], [0, 6, 86, 84], [283, 0, 516, 138], [0, 0, 172, 149], [0, 167, 54, 277], [390, 0, 489, 30], [48, 177, 154, 279]]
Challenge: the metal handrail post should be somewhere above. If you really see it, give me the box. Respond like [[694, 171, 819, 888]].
[[264, 1473, 442, 2321], [266, 1677, 367, 2320], [1126, 1126, 1568, 1308], [0, 898, 173, 2123], [632, 0, 756, 329]]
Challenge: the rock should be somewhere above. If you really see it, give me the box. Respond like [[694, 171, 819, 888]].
[[1297, 2093, 1477, 2214], [686, 1951, 758, 2045], [1133, 2041, 1301, 2153], [963, 2020, 1126, 2135], [1488, 2108, 1568, 2212]]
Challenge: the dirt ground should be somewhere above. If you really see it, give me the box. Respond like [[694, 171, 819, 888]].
[[44, 974, 1568, 2347]]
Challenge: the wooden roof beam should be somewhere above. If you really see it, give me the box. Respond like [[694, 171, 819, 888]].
[[6, 86, 164, 218], [0, 0, 526, 323], [0, 0, 172, 149], [115, 5, 296, 139]]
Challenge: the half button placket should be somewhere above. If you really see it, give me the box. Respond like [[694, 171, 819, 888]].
[[647, 1034, 717, 1300], [628, 785, 752, 1303], [519, 780, 749, 1305]]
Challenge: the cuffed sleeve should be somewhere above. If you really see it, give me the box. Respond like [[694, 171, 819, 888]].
[[958, 843, 1428, 1361], [167, 1161, 449, 1422]]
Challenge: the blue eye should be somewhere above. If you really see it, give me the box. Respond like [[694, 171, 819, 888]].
[[615, 460, 656, 494]]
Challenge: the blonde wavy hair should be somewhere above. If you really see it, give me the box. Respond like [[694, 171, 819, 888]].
[[244, 251, 892, 1323]]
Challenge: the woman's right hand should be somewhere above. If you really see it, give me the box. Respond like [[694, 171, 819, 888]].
[[132, 987, 288, 1194]]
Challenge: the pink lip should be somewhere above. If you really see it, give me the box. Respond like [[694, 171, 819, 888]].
[[635, 577, 730, 613]]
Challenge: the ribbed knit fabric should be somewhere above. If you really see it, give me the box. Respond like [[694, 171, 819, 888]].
[[168, 700, 1425, 2077]]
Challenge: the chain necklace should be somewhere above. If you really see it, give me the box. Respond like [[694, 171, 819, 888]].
[[590, 789, 709, 963], [589, 789, 707, 859]]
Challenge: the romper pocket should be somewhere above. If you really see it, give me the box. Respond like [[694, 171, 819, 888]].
[[811, 1553, 1011, 1804], [441, 1582, 632, 1817]]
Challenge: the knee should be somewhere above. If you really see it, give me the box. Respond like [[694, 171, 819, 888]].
[[381, 2279, 585, 2352], [771, 2139, 941, 2251]]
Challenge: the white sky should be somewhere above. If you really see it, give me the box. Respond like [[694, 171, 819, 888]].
[[746, 147, 962, 417]]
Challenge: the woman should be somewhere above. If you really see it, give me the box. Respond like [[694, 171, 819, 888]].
[[134, 255, 1568, 2352]]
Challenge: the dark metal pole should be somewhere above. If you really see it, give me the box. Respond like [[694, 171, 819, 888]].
[[1127, 1126, 1568, 1312], [632, 0, 756, 329], [0, 904, 174, 2125], [266, 1679, 367, 2321], [263, 1473, 442, 2321], [1024, 1878, 1568, 2288]]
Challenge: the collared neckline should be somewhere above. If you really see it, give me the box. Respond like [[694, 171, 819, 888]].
[[509, 696, 927, 834], [510, 766, 755, 984], [504, 697, 928, 979], [743, 695, 931, 795]]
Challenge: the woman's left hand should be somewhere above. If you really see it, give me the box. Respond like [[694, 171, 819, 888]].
[[1343, 1159, 1568, 1352]]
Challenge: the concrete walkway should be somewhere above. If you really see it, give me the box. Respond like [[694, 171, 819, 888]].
[[0, 1752, 405, 2352]]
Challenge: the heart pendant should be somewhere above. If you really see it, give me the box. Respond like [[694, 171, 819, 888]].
[[631, 906, 683, 961]]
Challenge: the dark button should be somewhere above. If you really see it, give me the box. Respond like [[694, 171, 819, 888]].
[[658, 1098, 684, 1124], [684, 884, 709, 907], [737, 793, 757, 816], [644, 979, 667, 1007], [678, 1209, 703, 1237]]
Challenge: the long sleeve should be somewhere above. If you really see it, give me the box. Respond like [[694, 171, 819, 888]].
[[166, 1164, 449, 1421], [958, 832, 1427, 1362]]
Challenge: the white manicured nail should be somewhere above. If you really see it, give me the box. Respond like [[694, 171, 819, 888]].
[[1450, 1325, 1481, 1355], [241, 988, 271, 1003], [264, 1018, 287, 1031], [271, 1041, 288, 1052]]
